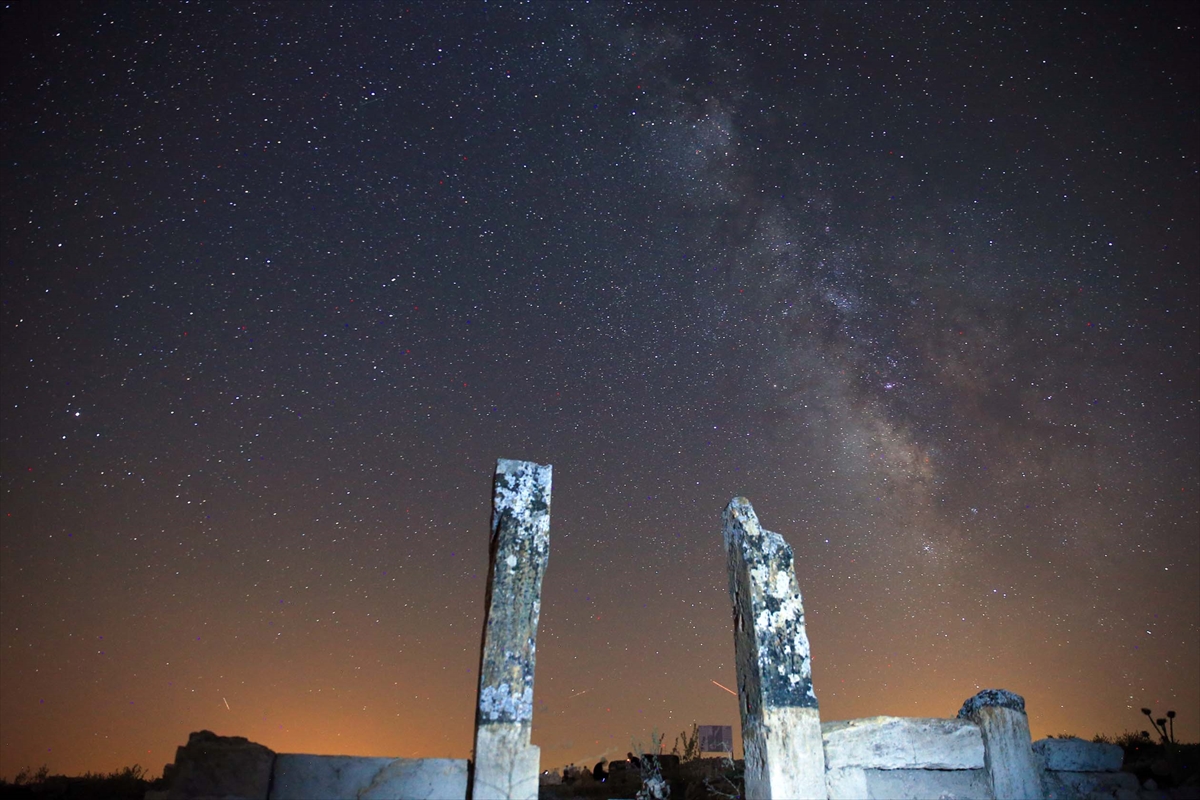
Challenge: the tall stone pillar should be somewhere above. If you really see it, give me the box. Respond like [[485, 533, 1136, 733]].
[[471, 459, 552, 800], [723, 497, 826, 800], [958, 689, 1043, 800]]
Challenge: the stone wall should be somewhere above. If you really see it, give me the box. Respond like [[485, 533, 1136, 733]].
[[271, 754, 468, 800], [818, 713, 1167, 800], [149, 728, 1173, 800], [146, 732, 468, 800], [1034, 737, 1143, 800]]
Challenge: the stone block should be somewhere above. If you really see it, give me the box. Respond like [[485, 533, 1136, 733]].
[[740, 693, 825, 798], [472, 724, 541, 800], [828, 765, 991, 800], [863, 767, 991, 800], [822, 716, 985, 770], [1038, 768, 1085, 800], [269, 755, 467, 800], [153, 730, 275, 800], [958, 690, 1043, 800], [1032, 738, 1123, 772], [1052, 769, 1139, 797], [826, 766, 870, 800]]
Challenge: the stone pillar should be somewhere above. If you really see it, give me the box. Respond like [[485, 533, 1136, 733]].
[[723, 497, 826, 800], [471, 459, 552, 800], [958, 689, 1043, 800]]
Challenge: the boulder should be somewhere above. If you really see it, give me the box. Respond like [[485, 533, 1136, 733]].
[[148, 730, 274, 800]]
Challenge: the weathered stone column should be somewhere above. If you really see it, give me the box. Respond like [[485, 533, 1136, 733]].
[[723, 497, 826, 800], [958, 689, 1043, 800], [471, 459, 552, 800]]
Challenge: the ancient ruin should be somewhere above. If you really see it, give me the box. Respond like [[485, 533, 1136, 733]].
[[722, 497, 1136, 800], [145, 474, 1151, 800]]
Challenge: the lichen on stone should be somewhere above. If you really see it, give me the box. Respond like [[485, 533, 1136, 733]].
[[492, 459, 552, 551], [477, 459, 551, 731], [479, 682, 534, 723], [723, 497, 818, 710], [957, 688, 1026, 719]]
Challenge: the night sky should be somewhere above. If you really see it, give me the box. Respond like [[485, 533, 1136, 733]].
[[2, 1, 1197, 780]]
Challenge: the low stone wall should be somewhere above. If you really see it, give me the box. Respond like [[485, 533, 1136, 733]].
[[271, 754, 467, 800], [819, 718, 1165, 800], [146, 731, 468, 800]]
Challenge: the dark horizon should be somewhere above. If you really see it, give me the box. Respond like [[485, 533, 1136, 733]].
[[2, 0, 1197, 779]]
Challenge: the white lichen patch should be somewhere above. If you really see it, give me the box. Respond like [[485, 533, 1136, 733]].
[[768, 567, 791, 599], [479, 682, 535, 722], [750, 566, 806, 634], [759, 527, 785, 558], [493, 460, 552, 551], [750, 563, 770, 590]]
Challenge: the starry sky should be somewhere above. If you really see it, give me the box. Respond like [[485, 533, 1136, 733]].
[[1, 0, 1197, 780]]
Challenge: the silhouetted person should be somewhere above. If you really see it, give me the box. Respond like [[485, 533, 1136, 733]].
[[593, 758, 607, 782], [627, 752, 642, 770]]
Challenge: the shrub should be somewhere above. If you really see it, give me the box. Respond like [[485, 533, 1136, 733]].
[[0, 763, 152, 800], [674, 724, 701, 763], [1140, 708, 1178, 746]]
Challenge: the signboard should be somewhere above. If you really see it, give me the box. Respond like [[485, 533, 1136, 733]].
[[698, 725, 733, 754]]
